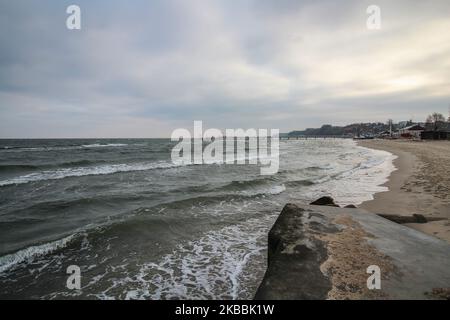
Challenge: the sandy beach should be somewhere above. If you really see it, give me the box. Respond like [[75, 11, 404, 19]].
[[359, 139, 450, 243]]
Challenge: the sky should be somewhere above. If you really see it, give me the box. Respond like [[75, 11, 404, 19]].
[[1, 0, 450, 138]]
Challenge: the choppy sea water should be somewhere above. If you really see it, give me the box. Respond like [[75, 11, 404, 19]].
[[0, 138, 396, 299]]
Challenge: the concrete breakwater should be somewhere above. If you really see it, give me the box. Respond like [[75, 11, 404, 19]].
[[255, 203, 450, 300]]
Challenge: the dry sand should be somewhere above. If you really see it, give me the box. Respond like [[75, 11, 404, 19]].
[[358, 139, 450, 243]]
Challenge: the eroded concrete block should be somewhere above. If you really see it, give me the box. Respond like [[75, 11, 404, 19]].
[[255, 204, 450, 300]]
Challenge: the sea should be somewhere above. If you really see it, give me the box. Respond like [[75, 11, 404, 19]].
[[0, 138, 396, 299]]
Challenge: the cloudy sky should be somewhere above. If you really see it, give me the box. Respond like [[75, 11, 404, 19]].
[[1, 0, 449, 138]]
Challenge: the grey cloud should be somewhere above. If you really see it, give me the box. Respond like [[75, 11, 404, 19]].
[[0, 0, 449, 138]]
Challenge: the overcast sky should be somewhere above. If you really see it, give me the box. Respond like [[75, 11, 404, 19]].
[[1, 0, 449, 138]]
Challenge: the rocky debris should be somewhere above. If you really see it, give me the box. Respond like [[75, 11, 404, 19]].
[[377, 213, 446, 224], [344, 204, 357, 208], [255, 203, 450, 300], [309, 196, 339, 207]]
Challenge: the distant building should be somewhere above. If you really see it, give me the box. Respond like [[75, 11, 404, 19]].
[[421, 122, 450, 140], [397, 120, 413, 129], [421, 131, 450, 140], [398, 124, 425, 139]]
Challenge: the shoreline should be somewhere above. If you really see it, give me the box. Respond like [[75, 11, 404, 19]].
[[358, 139, 450, 243]]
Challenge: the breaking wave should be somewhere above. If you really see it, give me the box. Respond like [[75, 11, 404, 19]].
[[0, 161, 183, 186], [0, 234, 77, 273]]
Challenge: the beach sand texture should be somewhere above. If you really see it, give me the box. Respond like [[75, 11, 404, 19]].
[[359, 140, 450, 243]]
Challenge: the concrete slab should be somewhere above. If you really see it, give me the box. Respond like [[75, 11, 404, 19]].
[[255, 204, 450, 300]]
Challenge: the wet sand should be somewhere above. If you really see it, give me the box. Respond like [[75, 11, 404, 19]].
[[358, 139, 450, 243]]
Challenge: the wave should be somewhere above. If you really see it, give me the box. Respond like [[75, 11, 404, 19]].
[[285, 179, 315, 187], [306, 145, 397, 205], [329, 153, 390, 181], [0, 143, 129, 153], [0, 161, 182, 187], [217, 177, 277, 192], [235, 184, 286, 197], [81, 143, 128, 148], [6, 195, 140, 216], [0, 182, 285, 276], [0, 234, 76, 273], [137, 185, 286, 216], [0, 160, 109, 173], [0, 164, 40, 172], [278, 165, 330, 176], [59, 159, 109, 167], [0, 159, 284, 188], [262, 184, 286, 195], [96, 215, 276, 300]]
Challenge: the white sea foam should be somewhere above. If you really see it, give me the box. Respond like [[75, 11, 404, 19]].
[[267, 184, 286, 195], [0, 161, 182, 186], [241, 184, 286, 197], [145, 217, 275, 299], [0, 234, 76, 273], [303, 141, 397, 205], [92, 215, 276, 300]]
